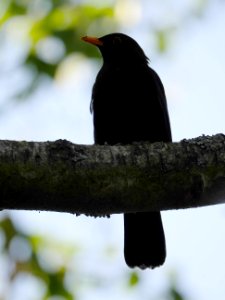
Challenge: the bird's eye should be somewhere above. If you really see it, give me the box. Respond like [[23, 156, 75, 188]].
[[113, 36, 122, 45]]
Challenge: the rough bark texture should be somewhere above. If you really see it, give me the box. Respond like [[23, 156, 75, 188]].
[[0, 134, 225, 216]]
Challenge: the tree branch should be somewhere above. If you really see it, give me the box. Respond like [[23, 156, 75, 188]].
[[0, 134, 225, 216]]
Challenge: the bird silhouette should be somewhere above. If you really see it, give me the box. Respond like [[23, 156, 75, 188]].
[[82, 33, 172, 269]]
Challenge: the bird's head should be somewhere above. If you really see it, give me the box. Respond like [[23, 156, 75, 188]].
[[81, 33, 149, 66]]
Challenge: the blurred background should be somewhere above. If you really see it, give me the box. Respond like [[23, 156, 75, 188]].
[[0, 0, 225, 299]]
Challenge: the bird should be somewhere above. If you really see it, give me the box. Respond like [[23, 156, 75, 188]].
[[81, 33, 172, 269]]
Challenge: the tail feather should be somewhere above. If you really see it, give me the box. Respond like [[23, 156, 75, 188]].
[[124, 211, 166, 269]]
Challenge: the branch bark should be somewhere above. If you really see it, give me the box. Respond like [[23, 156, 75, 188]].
[[0, 134, 225, 216]]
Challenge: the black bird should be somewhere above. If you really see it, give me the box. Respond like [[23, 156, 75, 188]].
[[82, 33, 172, 269]]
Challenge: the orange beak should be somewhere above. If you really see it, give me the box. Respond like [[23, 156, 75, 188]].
[[81, 36, 103, 46]]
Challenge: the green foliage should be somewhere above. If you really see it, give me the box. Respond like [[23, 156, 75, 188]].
[[0, 0, 118, 98], [0, 0, 211, 100], [0, 214, 75, 299], [0, 213, 190, 299]]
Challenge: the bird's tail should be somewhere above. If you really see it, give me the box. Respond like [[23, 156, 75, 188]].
[[124, 211, 166, 269]]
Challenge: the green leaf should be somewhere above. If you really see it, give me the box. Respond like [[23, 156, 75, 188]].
[[41, 266, 74, 299], [0, 216, 18, 248], [156, 30, 167, 53], [169, 286, 185, 300], [128, 271, 139, 287]]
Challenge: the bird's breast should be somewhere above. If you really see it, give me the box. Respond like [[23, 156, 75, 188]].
[[92, 65, 170, 145]]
